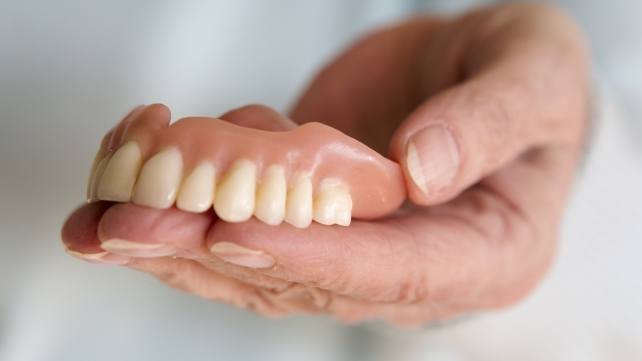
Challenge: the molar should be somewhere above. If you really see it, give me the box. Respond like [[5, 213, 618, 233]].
[[284, 174, 313, 228], [213, 159, 257, 222], [254, 165, 287, 225], [176, 161, 216, 213], [132, 147, 183, 209], [97, 141, 142, 202], [313, 178, 352, 226]]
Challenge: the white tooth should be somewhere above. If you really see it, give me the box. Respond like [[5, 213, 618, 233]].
[[254, 165, 286, 225], [313, 179, 352, 226], [87, 154, 110, 202], [132, 147, 183, 209], [213, 159, 257, 222], [176, 161, 216, 213], [285, 174, 313, 228], [97, 141, 142, 202]]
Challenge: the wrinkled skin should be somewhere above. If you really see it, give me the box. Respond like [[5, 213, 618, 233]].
[[62, 3, 589, 327]]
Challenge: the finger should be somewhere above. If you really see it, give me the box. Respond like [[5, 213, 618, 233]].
[[204, 198, 531, 312], [96, 203, 293, 291], [127, 257, 290, 317], [62, 203, 473, 323], [61, 202, 130, 265], [219, 104, 297, 131], [388, 4, 588, 205], [206, 147, 576, 311], [97, 203, 213, 257], [206, 217, 432, 304]]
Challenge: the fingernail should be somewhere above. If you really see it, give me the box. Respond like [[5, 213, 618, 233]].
[[406, 125, 460, 195], [210, 242, 275, 269], [101, 238, 176, 257], [65, 248, 130, 265]]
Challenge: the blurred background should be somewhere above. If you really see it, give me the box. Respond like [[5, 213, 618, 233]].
[[1, 0, 641, 360]]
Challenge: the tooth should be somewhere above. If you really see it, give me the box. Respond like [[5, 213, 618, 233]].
[[132, 147, 183, 209], [176, 161, 216, 213], [213, 159, 257, 222], [87, 154, 111, 202], [285, 174, 313, 228], [86, 150, 102, 201], [313, 179, 352, 226], [254, 165, 286, 225], [97, 141, 142, 202]]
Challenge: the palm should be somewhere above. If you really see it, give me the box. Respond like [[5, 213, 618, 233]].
[[63, 4, 588, 326]]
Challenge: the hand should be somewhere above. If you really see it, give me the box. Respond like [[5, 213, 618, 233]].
[[62, 3, 589, 326]]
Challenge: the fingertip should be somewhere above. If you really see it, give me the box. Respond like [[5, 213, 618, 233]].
[[61, 202, 113, 255], [97, 203, 213, 252], [134, 103, 171, 130], [219, 104, 297, 131]]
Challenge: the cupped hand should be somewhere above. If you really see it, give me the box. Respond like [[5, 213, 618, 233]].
[[62, 3, 589, 326]]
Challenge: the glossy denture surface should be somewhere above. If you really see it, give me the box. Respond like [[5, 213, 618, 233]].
[[88, 111, 406, 227]]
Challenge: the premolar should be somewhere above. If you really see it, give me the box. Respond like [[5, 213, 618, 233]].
[[97, 141, 142, 202], [176, 161, 216, 213], [254, 165, 287, 225], [313, 179, 352, 226], [284, 174, 313, 228], [132, 147, 183, 209], [213, 159, 257, 222]]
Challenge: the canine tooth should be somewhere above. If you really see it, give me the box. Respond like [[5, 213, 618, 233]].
[[284, 174, 313, 228], [87, 154, 110, 202], [254, 165, 286, 225], [313, 179, 352, 226], [176, 162, 216, 213], [132, 147, 183, 209], [214, 159, 257, 222], [97, 141, 142, 202]]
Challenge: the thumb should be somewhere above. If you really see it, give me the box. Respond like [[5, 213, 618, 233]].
[[388, 17, 587, 205], [389, 78, 570, 205]]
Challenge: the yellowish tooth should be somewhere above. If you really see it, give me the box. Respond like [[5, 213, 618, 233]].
[[285, 174, 313, 228], [87, 154, 111, 202], [176, 161, 216, 213], [86, 150, 102, 201], [254, 165, 286, 225], [97, 141, 142, 202], [213, 159, 257, 222], [132, 147, 183, 209], [313, 179, 352, 226]]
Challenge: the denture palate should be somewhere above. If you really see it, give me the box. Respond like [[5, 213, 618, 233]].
[[87, 116, 407, 228]]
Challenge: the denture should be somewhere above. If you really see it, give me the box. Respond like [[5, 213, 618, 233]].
[[86, 104, 406, 228]]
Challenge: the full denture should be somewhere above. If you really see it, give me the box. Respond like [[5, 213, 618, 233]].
[[86, 104, 406, 228]]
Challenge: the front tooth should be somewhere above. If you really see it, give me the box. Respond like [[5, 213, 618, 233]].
[[87, 154, 111, 202], [213, 159, 257, 222], [313, 179, 352, 226], [254, 165, 286, 225], [176, 161, 216, 213], [284, 174, 313, 228], [132, 147, 183, 209], [97, 141, 142, 202]]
